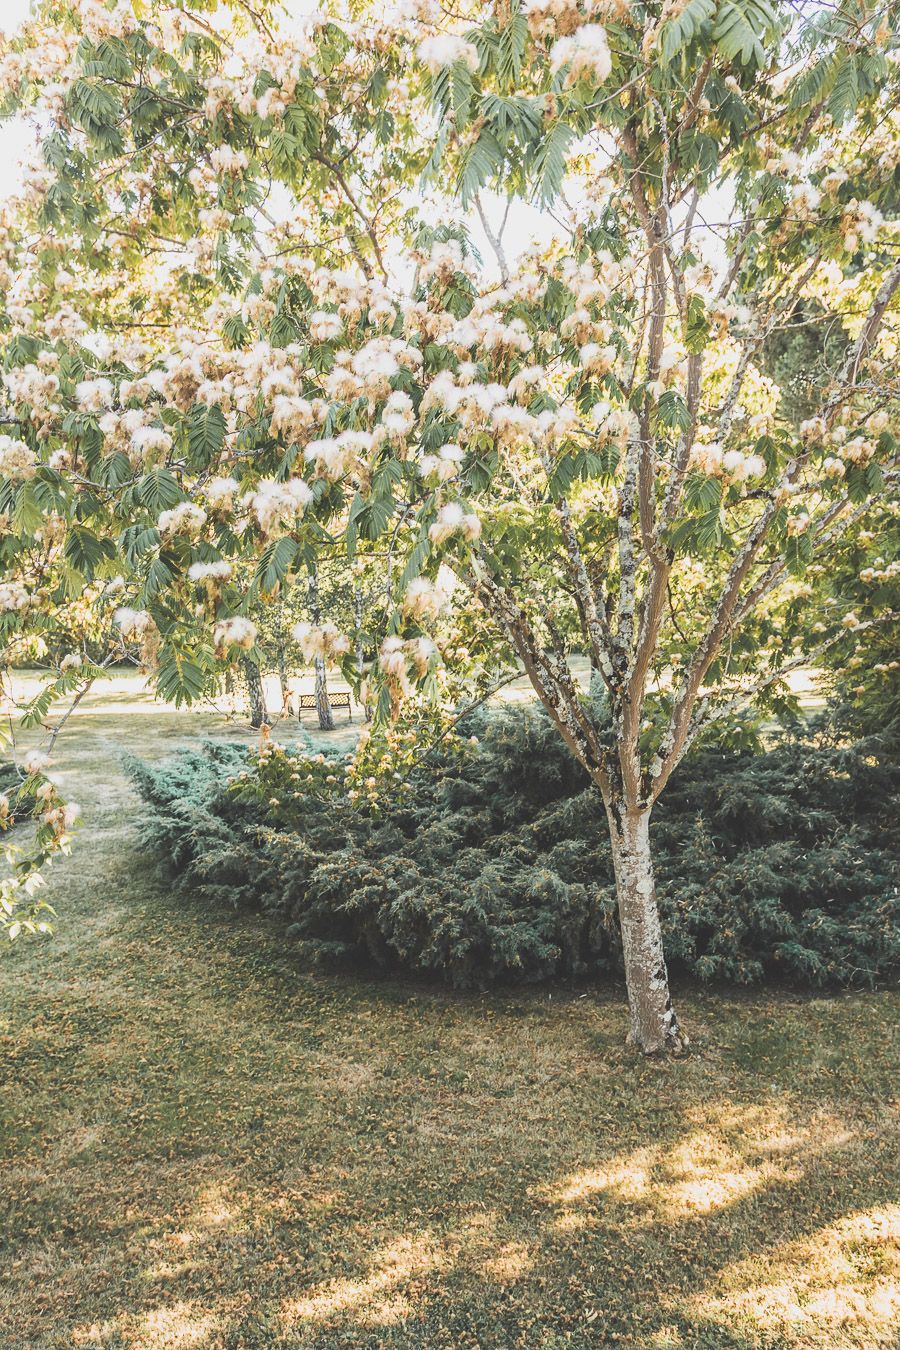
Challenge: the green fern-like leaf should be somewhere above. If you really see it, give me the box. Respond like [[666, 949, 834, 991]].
[[659, 0, 717, 61], [497, 11, 528, 86], [826, 53, 859, 124], [713, 0, 778, 67], [456, 127, 504, 206], [531, 119, 575, 206], [188, 404, 226, 466], [254, 535, 298, 593], [788, 53, 837, 110]]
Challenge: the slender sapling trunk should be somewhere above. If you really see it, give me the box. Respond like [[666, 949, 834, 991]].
[[606, 802, 686, 1056]]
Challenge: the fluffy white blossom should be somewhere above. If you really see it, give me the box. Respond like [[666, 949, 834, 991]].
[[130, 426, 174, 462], [689, 441, 724, 475], [305, 431, 372, 480], [403, 569, 456, 619], [417, 35, 480, 73], [114, 607, 155, 639], [213, 616, 257, 651], [507, 365, 546, 402], [23, 750, 50, 776], [418, 442, 465, 482], [188, 560, 232, 582], [591, 402, 636, 445], [722, 449, 766, 482], [429, 501, 482, 545], [270, 394, 315, 441], [689, 442, 766, 482], [579, 341, 617, 376], [800, 416, 827, 442], [75, 377, 114, 411], [293, 622, 351, 664], [0, 436, 37, 481], [209, 145, 249, 175], [0, 581, 31, 612], [491, 402, 539, 446], [379, 634, 409, 679], [204, 477, 240, 511], [380, 390, 416, 437], [309, 311, 343, 342], [158, 502, 208, 537], [242, 478, 312, 532], [550, 24, 611, 85], [786, 511, 810, 537]]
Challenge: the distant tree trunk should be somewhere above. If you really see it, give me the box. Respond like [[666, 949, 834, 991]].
[[606, 803, 685, 1056], [242, 657, 268, 730], [353, 578, 371, 722], [274, 598, 289, 710], [314, 655, 334, 730], [308, 566, 334, 731]]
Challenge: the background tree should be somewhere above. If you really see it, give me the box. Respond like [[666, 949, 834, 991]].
[[0, 0, 897, 1054], [241, 653, 268, 728]]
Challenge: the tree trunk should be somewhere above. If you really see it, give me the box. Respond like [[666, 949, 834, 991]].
[[277, 639, 288, 710], [274, 599, 289, 710], [313, 655, 335, 731], [307, 566, 335, 731], [353, 579, 371, 722], [242, 657, 268, 730], [608, 805, 687, 1056]]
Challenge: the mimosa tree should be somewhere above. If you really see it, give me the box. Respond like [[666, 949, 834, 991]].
[[1, 0, 897, 1050]]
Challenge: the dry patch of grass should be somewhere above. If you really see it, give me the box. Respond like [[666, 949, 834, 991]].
[[0, 678, 897, 1348]]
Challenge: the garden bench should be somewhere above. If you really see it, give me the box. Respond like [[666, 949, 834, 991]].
[[297, 691, 353, 721]]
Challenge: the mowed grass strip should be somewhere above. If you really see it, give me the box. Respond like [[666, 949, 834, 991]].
[[1, 683, 898, 1349]]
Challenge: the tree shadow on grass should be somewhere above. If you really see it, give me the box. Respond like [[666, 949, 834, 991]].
[[64, 1113, 896, 1349], [3, 954, 897, 1349]]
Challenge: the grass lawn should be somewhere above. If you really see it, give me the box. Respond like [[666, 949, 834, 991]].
[[0, 676, 897, 1349]]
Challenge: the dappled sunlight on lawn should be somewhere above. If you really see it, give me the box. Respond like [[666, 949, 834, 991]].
[[15, 1049, 899, 1349], [129, 1301, 219, 1349], [688, 1204, 900, 1347], [72, 1301, 218, 1349], [278, 1213, 539, 1335], [550, 1147, 655, 1214], [280, 1233, 449, 1329], [543, 1101, 855, 1231]]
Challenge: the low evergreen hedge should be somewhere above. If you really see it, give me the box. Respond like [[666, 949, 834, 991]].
[[126, 705, 900, 990]]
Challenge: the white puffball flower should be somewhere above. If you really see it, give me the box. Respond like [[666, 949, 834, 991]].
[[428, 501, 482, 545], [158, 502, 207, 537], [549, 25, 612, 86], [292, 622, 351, 664], [213, 616, 257, 651], [417, 35, 480, 74], [0, 436, 38, 481], [114, 607, 154, 639], [188, 560, 232, 582], [205, 477, 240, 511]]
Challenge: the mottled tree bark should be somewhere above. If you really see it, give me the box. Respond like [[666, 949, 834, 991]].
[[314, 655, 335, 731], [274, 598, 289, 711], [607, 805, 686, 1056], [308, 567, 335, 731], [242, 657, 268, 730], [353, 579, 372, 722]]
